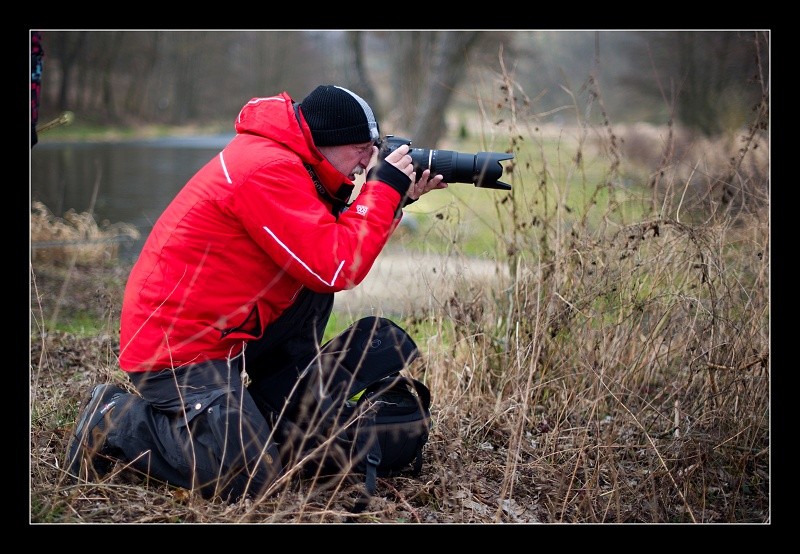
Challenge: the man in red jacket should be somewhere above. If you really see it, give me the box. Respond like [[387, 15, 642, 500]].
[[65, 84, 446, 501]]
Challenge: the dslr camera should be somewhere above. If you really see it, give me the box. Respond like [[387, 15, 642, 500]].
[[376, 135, 513, 190]]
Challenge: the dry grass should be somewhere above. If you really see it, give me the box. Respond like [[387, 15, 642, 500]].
[[31, 201, 140, 266], [29, 68, 769, 524]]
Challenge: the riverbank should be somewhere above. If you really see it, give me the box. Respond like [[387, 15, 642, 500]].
[[35, 115, 230, 144]]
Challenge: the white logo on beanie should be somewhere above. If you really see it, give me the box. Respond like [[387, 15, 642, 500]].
[[355, 204, 368, 216]]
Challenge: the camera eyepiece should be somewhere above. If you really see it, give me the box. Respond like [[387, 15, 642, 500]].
[[377, 135, 512, 190]]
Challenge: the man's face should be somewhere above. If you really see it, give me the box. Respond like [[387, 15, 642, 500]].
[[317, 142, 377, 182]]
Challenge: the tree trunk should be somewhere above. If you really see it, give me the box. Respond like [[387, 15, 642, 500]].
[[345, 31, 381, 122], [410, 31, 481, 147]]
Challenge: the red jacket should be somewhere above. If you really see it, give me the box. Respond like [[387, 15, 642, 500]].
[[119, 92, 403, 372]]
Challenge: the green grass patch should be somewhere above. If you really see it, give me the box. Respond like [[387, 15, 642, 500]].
[[47, 312, 109, 336], [402, 134, 655, 258]]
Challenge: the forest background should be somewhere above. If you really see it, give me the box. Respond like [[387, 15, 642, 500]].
[[35, 30, 766, 145]]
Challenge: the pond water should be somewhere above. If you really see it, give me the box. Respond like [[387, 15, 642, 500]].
[[30, 134, 235, 262]]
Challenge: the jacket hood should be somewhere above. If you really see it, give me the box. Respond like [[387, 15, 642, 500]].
[[234, 92, 320, 165]]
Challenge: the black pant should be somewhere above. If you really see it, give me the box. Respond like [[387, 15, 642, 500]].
[[105, 288, 334, 501]]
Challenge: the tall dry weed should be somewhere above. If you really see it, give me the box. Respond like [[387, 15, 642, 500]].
[[417, 59, 769, 523]]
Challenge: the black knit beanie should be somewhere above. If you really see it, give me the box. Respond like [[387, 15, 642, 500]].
[[300, 85, 380, 147]]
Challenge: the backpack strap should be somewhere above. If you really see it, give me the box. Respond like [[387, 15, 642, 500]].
[[350, 406, 381, 514]]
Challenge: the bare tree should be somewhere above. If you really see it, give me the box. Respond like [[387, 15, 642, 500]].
[[343, 31, 381, 122], [170, 31, 210, 124], [95, 32, 125, 121], [618, 31, 768, 136], [45, 31, 89, 113], [407, 31, 481, 146], [362, 31, 510, 147], [121, 32, 162, 121]]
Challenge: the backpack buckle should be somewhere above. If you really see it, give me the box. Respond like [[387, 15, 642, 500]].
[[366, 452, 381, 467]]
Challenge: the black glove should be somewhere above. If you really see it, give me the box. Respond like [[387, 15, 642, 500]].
[[367, 161, 411, 199]]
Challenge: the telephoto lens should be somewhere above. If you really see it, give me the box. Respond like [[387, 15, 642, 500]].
[[378, 136, 513, 190]]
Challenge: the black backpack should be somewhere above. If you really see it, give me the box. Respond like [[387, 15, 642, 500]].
[[260, 316, 432, 512]]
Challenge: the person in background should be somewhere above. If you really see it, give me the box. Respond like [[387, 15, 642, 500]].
[[65, 84, 447, 501], [31, 31, 44, 148]]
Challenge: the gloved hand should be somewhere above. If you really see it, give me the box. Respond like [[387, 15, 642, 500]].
[[367, 161, 412, 198]]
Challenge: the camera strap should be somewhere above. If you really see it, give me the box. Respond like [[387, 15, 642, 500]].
[[304, 163, 351, 218]]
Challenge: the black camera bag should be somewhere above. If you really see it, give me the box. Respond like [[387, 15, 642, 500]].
[[259, 316, 431, 512]]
